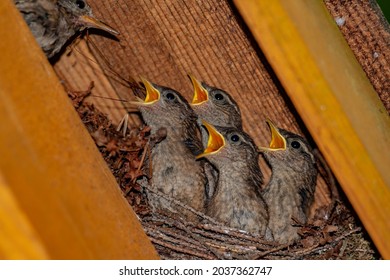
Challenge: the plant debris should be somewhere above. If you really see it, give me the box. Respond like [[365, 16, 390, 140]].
[[68, 89, 380, 260]]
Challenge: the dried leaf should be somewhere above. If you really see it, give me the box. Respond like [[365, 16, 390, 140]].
[[301, 236, 317, 248], [324, 225, 338, 233]]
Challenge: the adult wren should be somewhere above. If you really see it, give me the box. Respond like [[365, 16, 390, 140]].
[[15, 0, 119, 58]]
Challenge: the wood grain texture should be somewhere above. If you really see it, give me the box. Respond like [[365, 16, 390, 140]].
[[325, 0, 390, 112], [0, 0, 159, 259], [54, 39, 134, 125], [53, 0, 331, 211], [234, 0, 390, 259]]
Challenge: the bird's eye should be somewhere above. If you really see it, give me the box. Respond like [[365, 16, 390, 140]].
[[165, 92, 176, 100], [76, 0, 86, 9], [214, 93, 224, 101], [291, 141, 301, 149], [230, 134, 240, 142]]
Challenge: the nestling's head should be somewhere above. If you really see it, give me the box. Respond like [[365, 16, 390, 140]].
[[188, 74, 242, 129], [259, 119, 316, 173]]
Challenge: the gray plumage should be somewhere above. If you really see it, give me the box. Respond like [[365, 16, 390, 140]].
[[15, 0, 118, 58], [136, 81, 207, 222], [190, 76, 242, 130], [199, 124, 268, 236], [194, 82, 242, 129], [189, 76, 243, 199], [261, 125, 317, 244]]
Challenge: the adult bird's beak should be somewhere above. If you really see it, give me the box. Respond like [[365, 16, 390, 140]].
[[79, 15, 120, 36], [130, 77, 161, 106], [259, 119, 287, 151], [196, 121, 226, 159], [188, 74, 209, 105]]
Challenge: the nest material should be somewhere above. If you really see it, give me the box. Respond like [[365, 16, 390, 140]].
[[69, 89, 379, 260]]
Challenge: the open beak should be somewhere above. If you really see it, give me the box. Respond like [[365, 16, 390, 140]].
[[196, 121, 225, 159], [129, 77, 161, 106], [79, 15, 119, 36], [188, 74, 209, 105], [259, 119, 286, 151]]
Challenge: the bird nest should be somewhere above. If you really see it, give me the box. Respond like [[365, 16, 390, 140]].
[[69, 88, 379, 260]]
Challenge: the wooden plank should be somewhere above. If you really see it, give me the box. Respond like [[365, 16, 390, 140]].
[[324, 0, 390, 113], [0, 173, 49, 259], [54, 39, 138, 126], [0, 0, 159, 259], [234, 0, 390, 259]]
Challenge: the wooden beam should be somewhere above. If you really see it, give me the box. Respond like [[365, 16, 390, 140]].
[[0, 0, 158, 259], [0, 173, 49, 259], [234, 0, 390, 259]]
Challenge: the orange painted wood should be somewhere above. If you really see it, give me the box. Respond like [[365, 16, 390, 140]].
[[234, 0, 390, 259], [0, 0, 158, 259], [0, 173, 49, 259]]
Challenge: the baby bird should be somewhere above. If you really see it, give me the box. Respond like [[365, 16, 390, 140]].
[[131, 78, 207, 221], [15, 0, 119, 58], [259, 120, 318, 244], [189, 75, 243, 199], [197, 121, 268, 236], [189, 75, 242, 129]]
